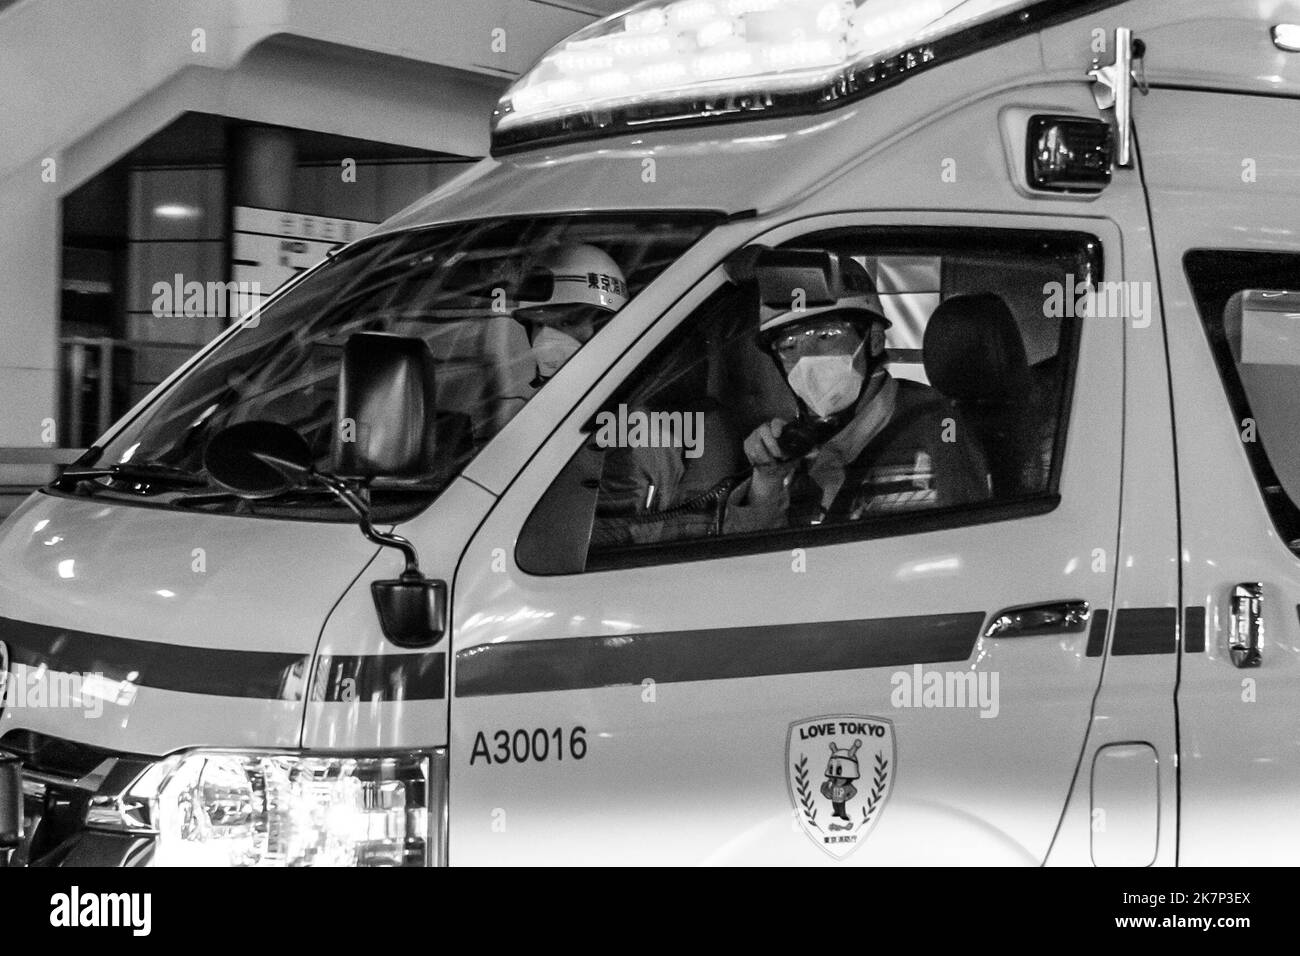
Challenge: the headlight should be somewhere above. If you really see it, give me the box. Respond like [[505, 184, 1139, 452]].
[[89, 750, 440, 867]]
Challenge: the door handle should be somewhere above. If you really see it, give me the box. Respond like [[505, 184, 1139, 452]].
[[1229, 583, 1263, 668], [984, 601, 1090, 639]]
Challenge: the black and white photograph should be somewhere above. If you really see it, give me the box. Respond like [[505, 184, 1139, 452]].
[[0, 0, 1295, 925]]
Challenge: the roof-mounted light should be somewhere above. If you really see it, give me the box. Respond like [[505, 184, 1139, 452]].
[[491, 0, 1104, 154]]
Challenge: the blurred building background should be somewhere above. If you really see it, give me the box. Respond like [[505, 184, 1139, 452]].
[[0, 0, 623, 514]]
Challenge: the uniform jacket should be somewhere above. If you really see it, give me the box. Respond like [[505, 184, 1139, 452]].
[[724, 371, 988, 534]]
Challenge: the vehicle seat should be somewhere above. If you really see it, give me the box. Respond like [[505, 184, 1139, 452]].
[[922, 293, 1033, 499]]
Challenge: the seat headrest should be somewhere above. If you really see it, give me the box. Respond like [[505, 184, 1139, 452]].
[[923, 293, 1029, 403]]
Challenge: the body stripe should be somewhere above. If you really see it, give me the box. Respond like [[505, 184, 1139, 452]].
[[1183, 606, 1207, 654], [0, 617, 448, 702], [1111, 607, 1178, 656], [455, 611, 985, 697], [312, 653, 446, 702], [0, 616, 307, 700], [1085, 608, 1109, 657]]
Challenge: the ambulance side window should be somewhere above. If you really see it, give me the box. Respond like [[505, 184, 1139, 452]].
[[518, 229, 1099, 574], [1185, 251, 1300, 550]]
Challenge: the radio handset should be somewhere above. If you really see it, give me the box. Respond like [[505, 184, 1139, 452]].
[[774, 413, 850, 462]]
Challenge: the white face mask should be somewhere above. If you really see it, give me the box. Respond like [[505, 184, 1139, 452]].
[[532, 325, 581, 379], [785, 343, 866, 418]]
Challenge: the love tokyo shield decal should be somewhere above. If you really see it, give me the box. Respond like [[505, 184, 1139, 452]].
[[787, 715, 895, 860]]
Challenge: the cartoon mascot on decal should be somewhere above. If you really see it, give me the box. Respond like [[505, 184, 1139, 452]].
[[821, 739, 862, 823]]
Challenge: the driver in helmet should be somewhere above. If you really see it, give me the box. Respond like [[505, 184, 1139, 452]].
[[724, 255, 986, 533], [514, 242, 630, 386]]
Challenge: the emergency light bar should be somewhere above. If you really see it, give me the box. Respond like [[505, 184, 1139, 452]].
[[491, 0, 1122, 154]]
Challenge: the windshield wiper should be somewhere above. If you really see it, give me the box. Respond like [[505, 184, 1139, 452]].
[[54, 461, 210, 490], [170, 485, 338, 507], [171, 481, 441, 509]]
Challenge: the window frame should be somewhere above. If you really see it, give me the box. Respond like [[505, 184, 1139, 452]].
[[517, 226, 1104, 575]]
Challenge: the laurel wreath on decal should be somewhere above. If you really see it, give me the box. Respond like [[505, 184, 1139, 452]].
[[793, 755, 820, 830], [861, 753, 890, 825]]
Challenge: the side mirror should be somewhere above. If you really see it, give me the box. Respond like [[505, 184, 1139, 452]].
[[204, 420, 314, 498], [335, 332, 438, 479], [203, 416, 447, 650], [371, 576, 447, 649]]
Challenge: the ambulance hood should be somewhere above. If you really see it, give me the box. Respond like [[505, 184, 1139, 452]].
[[0, 492, 379, 755]]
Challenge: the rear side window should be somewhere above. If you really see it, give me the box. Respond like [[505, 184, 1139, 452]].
[[1186, 251, 1300, 551]]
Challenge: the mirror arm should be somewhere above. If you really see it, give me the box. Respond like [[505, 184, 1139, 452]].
[[312, 473, 421, 575], [314, 471, 445, 650], [243, 448, 422, 575]]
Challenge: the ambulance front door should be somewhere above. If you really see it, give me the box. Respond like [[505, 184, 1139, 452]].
[[449, 213, 1125, 864], [1140, 87, 1300, 863]]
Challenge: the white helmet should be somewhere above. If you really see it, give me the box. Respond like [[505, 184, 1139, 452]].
[[516, 243, 629, 316], [758, 255, 889, 345]]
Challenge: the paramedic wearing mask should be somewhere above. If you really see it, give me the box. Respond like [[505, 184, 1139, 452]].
[[514, 243, 630, 386], [724, 261, 985, 533]]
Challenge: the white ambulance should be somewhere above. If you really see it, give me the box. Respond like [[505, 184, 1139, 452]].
[[2, 0, 1299, 867]]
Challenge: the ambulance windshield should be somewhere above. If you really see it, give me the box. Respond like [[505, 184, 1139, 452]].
[[77, 213, 718, 520]]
